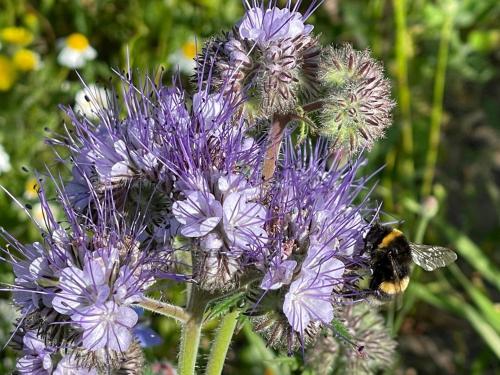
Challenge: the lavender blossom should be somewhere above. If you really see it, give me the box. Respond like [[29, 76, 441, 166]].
[[260, 258, 297, 290], [15, 331, 55, 375], [172, 191, 223, 238], [172, 173, 267, 290], [238, 5, 313, 44], [252, 139, 375, 348], [1, 177, 164, 369], [72, 301, 139, 351], [53, 355, 98, 375], [58, 77, 188, 211]]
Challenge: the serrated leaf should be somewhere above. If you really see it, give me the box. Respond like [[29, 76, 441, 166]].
[[205, 291, 246, 321], [331, 317, 354, 342]]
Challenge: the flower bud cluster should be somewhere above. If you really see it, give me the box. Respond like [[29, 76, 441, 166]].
[[319, 44, 395, 154]]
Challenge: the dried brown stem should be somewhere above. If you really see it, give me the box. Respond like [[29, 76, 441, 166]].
[[262, 114, 292, 181]]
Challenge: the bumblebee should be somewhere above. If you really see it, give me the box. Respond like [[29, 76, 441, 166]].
[[364, 223, 457, 300]]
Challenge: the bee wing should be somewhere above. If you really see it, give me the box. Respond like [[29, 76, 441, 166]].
[[409, 243, 457, 271]]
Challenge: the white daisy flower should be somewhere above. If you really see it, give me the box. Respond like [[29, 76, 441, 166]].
[[24, 177, 39, 200], [57, 33, 96, 68], [0, 144, 11, 174], [169, 38, 197, 74], [74, 84, 109, 119], [32, 202, 60, 230]]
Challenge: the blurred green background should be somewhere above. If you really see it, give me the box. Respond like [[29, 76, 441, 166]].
[[0, 0, 499, 374]]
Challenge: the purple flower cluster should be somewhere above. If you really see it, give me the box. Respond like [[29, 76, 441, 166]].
[[238, 4, 314, 44], [15, 331, 56, 374], [3, 2, 398, 369], [256, 140, 373, 339], [14, 330, 98, 374], [172, 172, 267, 289], [2, 180, 158, 371]]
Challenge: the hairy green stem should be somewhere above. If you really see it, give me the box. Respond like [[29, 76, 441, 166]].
[[205, 310, 240, 375], [138, 297, 189, 323], [421, 2, 455, 197], [178, 287, 209, 375]]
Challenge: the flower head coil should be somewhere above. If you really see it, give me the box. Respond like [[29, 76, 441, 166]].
[[196, 2, 322, 116], [247, 138, 376, 351], [319, 44, 395, 155]]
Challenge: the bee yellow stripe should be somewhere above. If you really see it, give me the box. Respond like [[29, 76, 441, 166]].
[[379, 276, 410, 295], [379, 229, 403, 248]]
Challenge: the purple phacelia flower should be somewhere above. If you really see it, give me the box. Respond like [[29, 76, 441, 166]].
[[197, 2, 322, 114], [54, 355, 98, 375], [52, 247, 144, 313], [172, 171, 267, 290], [2, 177, 164, 355], [258, 139, 375, 337], [238, 4, 314, 44], [192, 91, 227, 135], [15, 331, 55, 375], [260, 258, 297, 290], [48, 243, 148, 351], [222, 191, 267, 254], [72, 301, 139, 351], [56, 75, 188, 212], [172, 191, 223, 238], [283, 243, 345, 333], [172, 173, 267, 256]]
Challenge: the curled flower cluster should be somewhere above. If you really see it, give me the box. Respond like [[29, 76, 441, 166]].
[[304, 303, 397, 375], [249, 140, 372, 350], [319, 44, 395, 154], [197, 2, 321, 116], [4, 2, 400, 373], [3, 181, 160, 372]]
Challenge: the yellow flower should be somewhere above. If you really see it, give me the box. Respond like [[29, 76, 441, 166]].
[[1, 27, 34, 46], [0, 55, 16, 91], [67, 33, 90, 51], [57, 33, 97, 68], [169, 37, 198, 74], [13, 49, 40, 71], [23, 13, 39, 30], [182, 40, 197, 61], [24, 177, 40, 200]]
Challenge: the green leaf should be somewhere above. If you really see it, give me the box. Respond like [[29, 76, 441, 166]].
[[448, 264, 500, 332], [436, 221, 500, 291], [411, 283, 500, 359], [204, 291, 246, 322], [331, 317, 354, 343]]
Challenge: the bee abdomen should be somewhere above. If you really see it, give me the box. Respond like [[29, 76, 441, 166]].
[[378, 276, 410, 295]]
